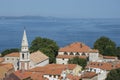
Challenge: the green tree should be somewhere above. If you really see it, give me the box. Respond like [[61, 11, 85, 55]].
[[1, 48, 19, 57], [29, 37, 59, 63], [116, 47, 120, 59], [105, 68, 120, 80], [68, 57, 87, 69], [94, 36, 116, 56]]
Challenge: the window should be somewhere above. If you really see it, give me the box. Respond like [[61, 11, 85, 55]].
[[12, 58, 14, 60], [75, 52, 79, 55], [70, 52, 74, 55], [7, 58, 9, 60], [64, 52, 68, 55], [22, 54, 24, 59]]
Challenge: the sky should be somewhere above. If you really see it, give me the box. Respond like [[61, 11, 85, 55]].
[[0, 0, 120, 18]]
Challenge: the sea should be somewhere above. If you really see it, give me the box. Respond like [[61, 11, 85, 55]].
[[0, 17, 120, 52]]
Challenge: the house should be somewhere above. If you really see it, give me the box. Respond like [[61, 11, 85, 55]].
[[85, 62, 120, 80], [102, 56, 118, 62], [3, 52, 19, 71], [8, 64, 82, 80], [56, 42, 99, 64], [82, 72, 98, 80], [30, 64, 82, 79], [66, 74, 81, 80], [0, 57, 4, 63], [0, 63, 14, 80], [30, 51, 49, 68]]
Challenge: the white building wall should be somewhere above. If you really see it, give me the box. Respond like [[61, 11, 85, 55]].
[[102, 59, 116, 62], [56, 58, 68, 64], [44, 75, 59, 80], [4, 57, 19, 71], [98, 71, 107, 80], [58, 52, 64, 55], [86, 67, 107, 80], [89, 53, 99, 62]]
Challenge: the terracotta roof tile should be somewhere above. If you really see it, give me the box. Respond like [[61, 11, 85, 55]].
[[31, 72, 44, 80], [0, 57, 4, 63], [82, 72, 97, 79], [0, 63, 14, 79], [30, 51, 49, 64], [115, 63, 120, 69], [4, 52, 19, 57], [67, 74, 81, 80], [59, 42, 98, 53], [29, 64, 77, 75], [13, 70, 32, 79], [57, 55, 87, 59], [86, 62, 114, 71]]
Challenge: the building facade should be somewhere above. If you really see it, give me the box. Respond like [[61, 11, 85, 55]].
[[56, 42, 99, 64]]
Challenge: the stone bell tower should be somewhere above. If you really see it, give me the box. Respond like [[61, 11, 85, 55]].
[[19, 29, 30, 71]]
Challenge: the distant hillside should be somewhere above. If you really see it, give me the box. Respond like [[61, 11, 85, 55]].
[[0, 16, 58, 20]]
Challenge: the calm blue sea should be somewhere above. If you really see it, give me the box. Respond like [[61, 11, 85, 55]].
[[0, 18, 120, 51]]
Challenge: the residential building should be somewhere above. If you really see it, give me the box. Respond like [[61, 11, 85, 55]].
[[56, 42, 99, 64], [86, 61, 120, 80], [8, 64, 82, 80], [82, 72, 98, 80], [0, 63, 14, 80]]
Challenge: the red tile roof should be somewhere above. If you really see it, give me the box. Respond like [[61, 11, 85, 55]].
[[45, 64, 77, 70], [59, 42, 98, 53], [13, 70, 32, 79], [0, 63, 14, 79], [4, 52, 19, 57], [0, 57, 4, 63], [86, 62, 114, 71], [67, 74, 81, 80], [13, 64, 79, 80], [82, 72, 97, 79], [29, 64, 77, 75], [57, 55, 87, 59], [115, 63, 120, 69], [13, 70, 45, 80], [31, 72, 44, 80]]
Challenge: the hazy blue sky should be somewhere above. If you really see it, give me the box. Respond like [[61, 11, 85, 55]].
[[0, 0, 120, 18]]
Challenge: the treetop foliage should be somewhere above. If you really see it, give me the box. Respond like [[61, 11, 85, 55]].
[[29, 37, 59, 63], [94, 36, 117, 56], [105, 68, 120, 80], [1, 48, 19, 57], [68, 57, 87, 69]]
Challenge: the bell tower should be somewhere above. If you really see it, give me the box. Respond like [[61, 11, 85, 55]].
[[19, 29, 30, 71]]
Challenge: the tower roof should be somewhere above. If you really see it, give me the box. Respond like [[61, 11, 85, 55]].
[[21, 29, 28, 47]]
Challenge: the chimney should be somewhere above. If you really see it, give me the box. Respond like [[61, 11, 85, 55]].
[[80, 43, 82, 48]]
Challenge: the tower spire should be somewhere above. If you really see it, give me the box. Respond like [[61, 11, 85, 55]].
[[19, 28, 30, 71], [21, 29, 28, 51]]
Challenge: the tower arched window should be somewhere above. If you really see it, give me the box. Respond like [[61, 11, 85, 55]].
[[70, 52, 74, 55], [64, 52, 68, 55], [75, 52, 79, 55], [22, 54, 24, 59]]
